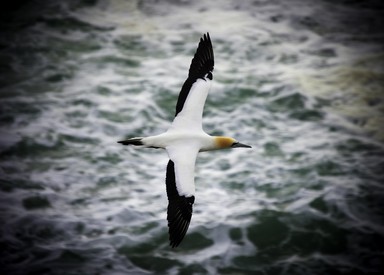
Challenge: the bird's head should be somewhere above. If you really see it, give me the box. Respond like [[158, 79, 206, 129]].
[[214, 136, 252, 149]]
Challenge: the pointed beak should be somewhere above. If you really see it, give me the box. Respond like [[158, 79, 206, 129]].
[[232, 142, 252, 148]]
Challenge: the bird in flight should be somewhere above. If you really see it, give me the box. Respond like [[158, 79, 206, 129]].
[[118, 33, 251, 248]]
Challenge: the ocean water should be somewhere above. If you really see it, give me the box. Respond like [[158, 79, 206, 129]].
[[1, 0, 384, 274]]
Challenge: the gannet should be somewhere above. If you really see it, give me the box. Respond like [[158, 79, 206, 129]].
[[118, 33, 251, 248]]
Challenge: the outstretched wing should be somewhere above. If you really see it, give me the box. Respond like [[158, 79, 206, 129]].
[[165, 145, 199, 247], [165, 160, 195, 248], [170, 33, 214, 131]]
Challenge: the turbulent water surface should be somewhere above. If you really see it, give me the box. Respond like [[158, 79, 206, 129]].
[[1, 0, 384, 274]]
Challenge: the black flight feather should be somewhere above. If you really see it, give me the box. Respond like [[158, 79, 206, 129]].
[[175, 33, 214, 116], [165, 160, 195, 248]]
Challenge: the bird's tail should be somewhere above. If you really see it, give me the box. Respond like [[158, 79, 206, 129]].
[[117, 138, 144, 146]]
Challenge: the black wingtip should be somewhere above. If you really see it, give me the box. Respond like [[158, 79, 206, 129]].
[[204, 32, 210, 42], [174, 32, 215, 116], [165, 160, 195, 248], [167, 199, 194, 248], [188, 32, 214, 80]]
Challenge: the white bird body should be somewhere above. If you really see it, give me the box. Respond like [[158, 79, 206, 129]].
[[118, 33, 251, 247], [142, 131, 218, 152]]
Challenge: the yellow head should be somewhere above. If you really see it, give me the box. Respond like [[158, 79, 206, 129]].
[[214, 136, 252, 149]]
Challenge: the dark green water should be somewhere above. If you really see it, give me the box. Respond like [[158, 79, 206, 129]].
[[1, 0, 384, 274]]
